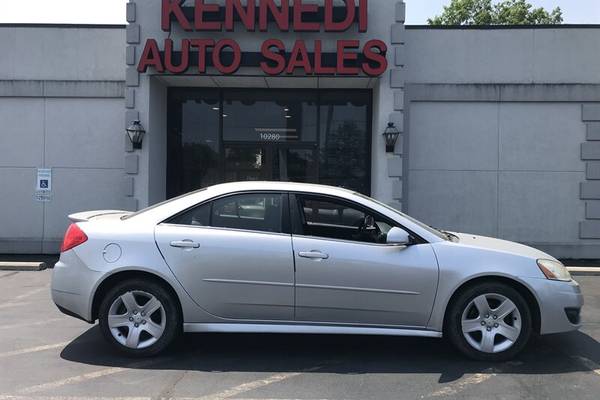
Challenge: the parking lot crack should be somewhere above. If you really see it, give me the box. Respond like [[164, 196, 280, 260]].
[[195, 365, 324, 400], [153, 370, 189, 400]]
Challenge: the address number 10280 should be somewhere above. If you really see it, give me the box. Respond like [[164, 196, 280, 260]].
[[259, 133, 282, 141]]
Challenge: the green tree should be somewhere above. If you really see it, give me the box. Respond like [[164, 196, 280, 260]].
[[428, 0, 563, 25]]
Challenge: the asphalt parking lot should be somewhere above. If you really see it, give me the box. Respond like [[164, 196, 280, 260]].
[[0, 270, 599, 400]]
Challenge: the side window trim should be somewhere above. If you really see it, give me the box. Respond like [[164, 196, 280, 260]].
[[289, 193, 304, 235], [281, 193, 292, 235]]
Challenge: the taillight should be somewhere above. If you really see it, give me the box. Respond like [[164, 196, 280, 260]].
[[60, 224, 88, 252]]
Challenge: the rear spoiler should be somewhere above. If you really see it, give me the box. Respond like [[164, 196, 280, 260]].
[[68, 210, 130, 222]]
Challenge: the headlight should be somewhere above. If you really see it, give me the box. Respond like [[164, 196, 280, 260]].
[[537, 259, 572, 282]]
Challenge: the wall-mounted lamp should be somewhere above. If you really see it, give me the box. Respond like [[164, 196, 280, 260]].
[[126, 120, 146, 150], [383, 122, 400, 153]]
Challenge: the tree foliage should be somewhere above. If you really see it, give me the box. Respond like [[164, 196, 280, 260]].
[[428, 0, 563, 25]]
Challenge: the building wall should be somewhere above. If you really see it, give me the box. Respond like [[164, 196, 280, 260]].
[[0, 26, 126, 253], [1, 7, 599, 259], [401, 27, 600, 258], [404, 27, 600, 84]]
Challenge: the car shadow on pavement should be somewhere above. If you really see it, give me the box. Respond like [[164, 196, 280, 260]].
[[61, 325, 600, 384]]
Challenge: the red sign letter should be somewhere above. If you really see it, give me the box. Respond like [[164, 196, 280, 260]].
[[195, 0, 222, 31], [314, 40, 335, 74], [324, 0, 355, 32], [213, 39, 242, 74], [337, 39, 360, 75], [161, 0, 192, 31], [164, 39, 190, 73], [293, 0, 320, 31], [259, 0, 290, 32], [287, 40, 313, 74], [226, 0, 256, 31], [359, 0, 368, 32], [362, 39, 387, 76], [138, 39, 165, 73], [189, 39, 215, 73], [260, 39, 286, 75]]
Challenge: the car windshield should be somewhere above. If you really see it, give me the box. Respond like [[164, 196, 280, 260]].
[[121, 188, 207, 220], [352, 192, 451, 241]]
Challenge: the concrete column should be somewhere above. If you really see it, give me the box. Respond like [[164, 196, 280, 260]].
[[386, 1, 406, 210]]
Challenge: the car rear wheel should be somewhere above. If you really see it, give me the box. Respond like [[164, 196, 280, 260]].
[[98, 278, 180, 357], [446, 282, 532, 361]]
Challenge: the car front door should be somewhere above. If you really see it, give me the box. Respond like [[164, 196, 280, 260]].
[[155, 192, 294, 321], [291, 194, 439, 328]]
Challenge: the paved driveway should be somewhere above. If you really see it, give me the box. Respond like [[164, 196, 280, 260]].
[[0, 269, 599, 400]]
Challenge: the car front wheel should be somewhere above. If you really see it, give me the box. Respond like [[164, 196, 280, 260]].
[[446, 282, 532, 361], [98, 278, 181, 357]]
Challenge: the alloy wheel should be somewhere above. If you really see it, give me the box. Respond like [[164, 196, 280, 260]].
[[461, 293, 522, 354], [107, 290, 166, 349]]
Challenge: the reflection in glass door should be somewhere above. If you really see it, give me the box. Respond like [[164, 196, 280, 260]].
[[224, 146, 267, 182], [224, 145, 318, 185], [273, 147, 318, 184]]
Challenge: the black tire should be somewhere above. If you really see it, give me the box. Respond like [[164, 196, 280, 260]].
[[98, 278, 181, 357], [446, 282, 532, 362]]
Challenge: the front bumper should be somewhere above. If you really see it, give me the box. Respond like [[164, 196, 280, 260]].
[[51, 250, 101, 323], [522, 277, 584, 335]]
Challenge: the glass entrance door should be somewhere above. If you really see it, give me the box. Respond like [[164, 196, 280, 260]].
[[167, 88, 372, 198]]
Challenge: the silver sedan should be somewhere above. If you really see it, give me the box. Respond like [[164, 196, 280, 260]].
[[51, 182, 583, 360]]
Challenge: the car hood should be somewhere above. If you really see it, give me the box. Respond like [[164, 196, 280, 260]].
[[452, 232, 556, 261]]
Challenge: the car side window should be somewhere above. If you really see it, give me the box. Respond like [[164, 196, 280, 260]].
[[296, 195, 394, 244], [169, 202, 211, 226], [212, 193, 282, 233], [169, 193, 283, 234]]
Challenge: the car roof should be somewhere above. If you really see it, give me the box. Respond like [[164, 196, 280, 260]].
[[205, 181, 358, 196]]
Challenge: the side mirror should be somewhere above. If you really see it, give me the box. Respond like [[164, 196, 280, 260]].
[[387, 227, 412, 246]]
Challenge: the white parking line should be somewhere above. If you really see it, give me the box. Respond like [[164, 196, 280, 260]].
[[0, 287, 47, 311], [0, 396, 151, 400], [2, 337, 324, 400], [0, 397, 332, 400], [13, 286, 48, 301], [573, 356, 600, 377], [2, 360, 323, 399], [16, 359, 170, 395], [427, 369, 497, 397], [0, 272, 19, 279], [0, 301, 31, 310], [0, 318, 64, 331], [0, 341, 70, 359], [196, 366, 323, 400]]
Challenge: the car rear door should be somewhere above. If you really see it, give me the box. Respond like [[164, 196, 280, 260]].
[[155, 192, 294, 321], [291, 194, 439, 328]]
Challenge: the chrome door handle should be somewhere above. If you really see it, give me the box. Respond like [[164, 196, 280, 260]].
[[298, 251, 329, 260], [170, 240, 200, 249]]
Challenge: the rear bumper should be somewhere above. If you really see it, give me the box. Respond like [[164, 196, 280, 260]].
[[51, 250, 101, 322], [522, 277, 584, 335]]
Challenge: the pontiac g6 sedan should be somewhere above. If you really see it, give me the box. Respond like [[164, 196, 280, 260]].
[[52, 182, 583, 360]]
